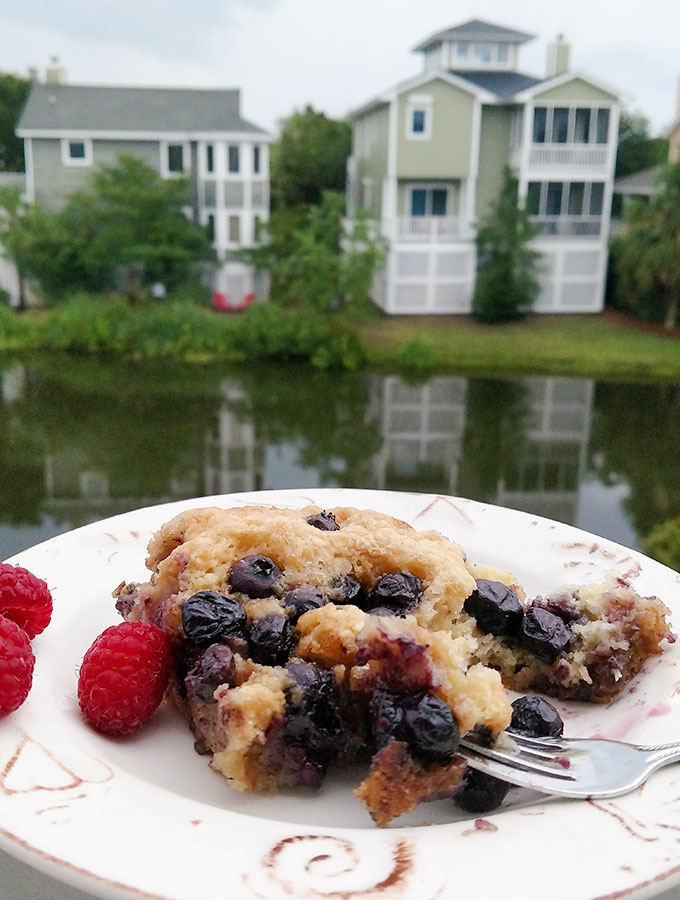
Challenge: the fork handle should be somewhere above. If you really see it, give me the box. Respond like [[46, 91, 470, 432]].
[[638, 742, 680, 768]]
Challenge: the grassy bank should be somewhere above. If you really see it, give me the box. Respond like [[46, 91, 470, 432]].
[[1, 296, 679, 378], [362, 313, 680, 380]]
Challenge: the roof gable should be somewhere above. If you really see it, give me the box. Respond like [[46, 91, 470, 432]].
[[17, 84, 269, 136], [414, 19, 534, 52]]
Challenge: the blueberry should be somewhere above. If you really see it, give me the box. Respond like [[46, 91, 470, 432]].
[[305, 511, 339, 531], [181, 591, 247, 647], [184, 644, 236, 703], [285, 661, 343, 760], [369, 688, 406, 749], [509, 695, 564, 737], [282, 585, 328, 623], [367, 572, 422, 615], [248, 614, 297, 666], [454, 769, 510, 813], [519, 606, 573, 663], [403, 692, 460, 762], [464, 580, 524, 635], [229, 555, 282, 598], [329, 574, 365, 607]]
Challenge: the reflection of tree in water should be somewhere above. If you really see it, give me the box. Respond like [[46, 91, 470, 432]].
[[457, 378, 531, 504], [222, 365, 382, 488], [589, 381, 680, 537], [0, 357, 220, 524]]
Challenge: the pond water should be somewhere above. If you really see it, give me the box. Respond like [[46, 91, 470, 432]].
[[1, 356, 679, 561]]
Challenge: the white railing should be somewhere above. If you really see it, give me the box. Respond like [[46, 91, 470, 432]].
[[529, 216, 602, 237], [388, 216, 464, 242], [528, 145, 609, 167]]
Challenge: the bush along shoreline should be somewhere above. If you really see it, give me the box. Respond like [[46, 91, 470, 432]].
[[0, 296, 367, 371]]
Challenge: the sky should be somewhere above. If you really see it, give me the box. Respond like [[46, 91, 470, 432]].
[[1, 0, 678, 137]]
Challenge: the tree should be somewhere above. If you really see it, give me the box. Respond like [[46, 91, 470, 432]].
[[611, 161, 680, 330], [0, 72, 31, 172], [271, 106, 352, 208], [615, 110, 668, 180], [0, 156, 215, 300], [472, 168, 540, 323], [240, 191, 384, 315]]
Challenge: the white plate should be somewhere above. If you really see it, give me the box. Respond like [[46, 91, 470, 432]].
[[2, 488, 680, 900]]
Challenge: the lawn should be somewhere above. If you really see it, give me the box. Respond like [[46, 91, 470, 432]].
[[361, 312, 680, 380]]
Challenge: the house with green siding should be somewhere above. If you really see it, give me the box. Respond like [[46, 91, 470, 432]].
[[346, 19, 622, 314], [16, 61, 271, 308]]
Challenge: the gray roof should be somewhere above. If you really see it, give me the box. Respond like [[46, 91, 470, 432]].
[[414, 19, 534, 52], [451, 70, 544, 98], [18, 83, 268, 135], [613, 165, 664, 196]]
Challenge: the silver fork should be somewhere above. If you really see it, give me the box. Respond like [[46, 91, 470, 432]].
[[459, 732, 680, 799]]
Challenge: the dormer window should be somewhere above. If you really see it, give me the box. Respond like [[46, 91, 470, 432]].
[[406, 95, 433, 140], [61, 137, 92, 166]]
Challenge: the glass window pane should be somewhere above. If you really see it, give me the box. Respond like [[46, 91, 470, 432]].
[[207, 214, 215, 242], [457, 42, 469, 59], [567, 182, 585, 215], [552, 108, 569, 143], [206, 144, 214, 173], [228, 145, 240, 173], [574, 108, 591, 144], [412, 109, 425, 134], [228, 215, 240, 242], [589, 182, 604, 215], [546, 182, 563, 216], [431, 189, 447, 216], [69, 141, 85, 159], [474, 42, 492, 63], [526, 182, 541, 215], [168, 144, 184, 172], [497, 44, 509, 63], [533, 107, 547, 143], [253, 145, 260, 174], [596, 108, 610, 144], [410, 189, 427, 216]]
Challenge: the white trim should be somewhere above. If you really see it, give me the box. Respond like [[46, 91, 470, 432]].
[[60, 137, 93, 167], [160, 140, 191, 178], [18, 128, 273, 142], [350, 70, 496, 119], [24, 138, 35, 203], [513, 68, 626, 103], [384, 93, 399, 226], [405, 94, 433, 141], [467, 97, 482, 226]]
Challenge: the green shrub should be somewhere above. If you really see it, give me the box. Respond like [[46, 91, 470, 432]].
[[0, 303, 40, 349], [642, 516, 680, 571], [397, 338, 442, 374]]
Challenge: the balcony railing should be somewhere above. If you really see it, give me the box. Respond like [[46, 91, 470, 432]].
[[529, 216, 602, 237], [387, 216, 464, 242], [528, 145, 609, 167]]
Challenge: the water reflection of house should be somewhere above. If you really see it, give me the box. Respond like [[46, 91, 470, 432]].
[[370, 376, 468, 492], [204, 381, 265, 494], [494, 378, 594, 523]]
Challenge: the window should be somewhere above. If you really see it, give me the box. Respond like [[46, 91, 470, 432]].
[[61, 137, 92, 166], [406, 96, 432, 139], [167, 144, 184, 173], [532, 107, 547, 143], [545, 182, 563, 216], [552, 108, 569, 144], [527, 181, 606, 219], [206, 214, 215, 243], [253, 145, 260, 174], [410, 186, 447, 217], [228, 215, 240, 242], [567, 182, 585, 215], [532, 105, 613, 145], [497, 44, 509, 64], [456, 41, 469, 60], [526, 182, 541, 215], [473, 42, 492, 64], [206, 144, 214, 173], [589, 182, 604, 215], [228, 145, 240, 173], [595, 108, 610, 144]]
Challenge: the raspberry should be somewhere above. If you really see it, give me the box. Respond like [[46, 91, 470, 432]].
[[0, 562, 54, 639], [77, 622, 173, 735], [0, 614, 35, 717]]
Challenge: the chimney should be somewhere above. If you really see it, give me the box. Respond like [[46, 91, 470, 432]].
[[45, 56, 67, 85], [546, 34, 570, 78]]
